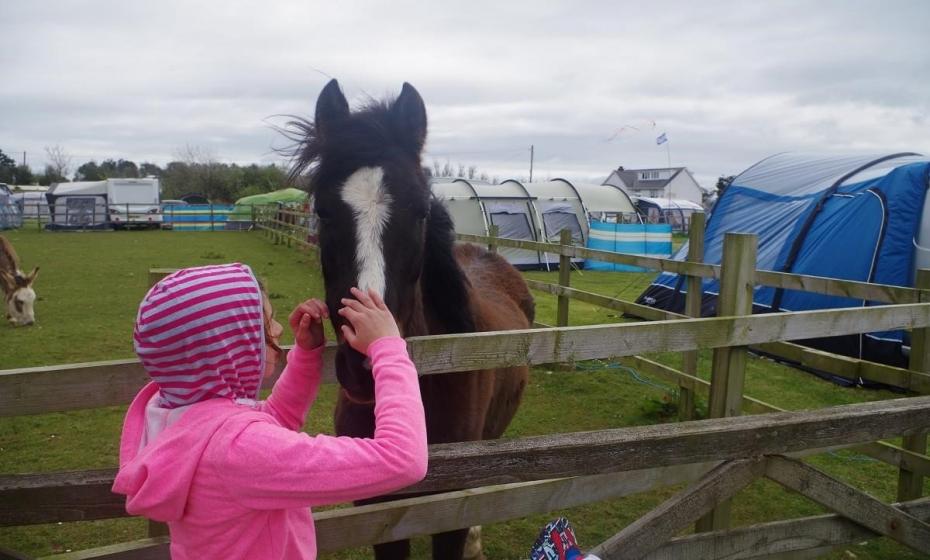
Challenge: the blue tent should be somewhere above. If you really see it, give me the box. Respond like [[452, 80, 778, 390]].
[[637, 153, 930, 386]]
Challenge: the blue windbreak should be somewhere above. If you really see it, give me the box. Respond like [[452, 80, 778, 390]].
[[586, 222, 672, 272]]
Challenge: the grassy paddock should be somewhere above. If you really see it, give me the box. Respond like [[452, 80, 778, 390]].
[[1, 228, 927, 559]]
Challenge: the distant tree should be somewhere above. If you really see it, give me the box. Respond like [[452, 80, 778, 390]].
[[160, 145, 272, 203], [716, 175, 735, 196], [430, 159, 489, 181], [75, 160, 105, 181], [239, 163, 286, 197], [40, 164, 68, 185], [14, 165, 34, 185], [161, 161, 195, 199], [44, 145, 72, 182], [99, 158, 140, 178], [139, 162, 163, 177], [0, 149, 16, 183]]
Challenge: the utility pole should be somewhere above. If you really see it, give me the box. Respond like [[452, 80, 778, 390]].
[[22, 151, 26, 167], [529, 145, 534, 182]]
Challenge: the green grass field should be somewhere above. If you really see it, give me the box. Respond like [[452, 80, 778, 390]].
[[1, 228, 927, 559]]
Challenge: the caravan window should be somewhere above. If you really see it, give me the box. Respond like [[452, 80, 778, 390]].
[[65, 197, 100, 226], [490, 212, 534, 240], [542, 211, 582, 243], [109, 182, 158, 205]]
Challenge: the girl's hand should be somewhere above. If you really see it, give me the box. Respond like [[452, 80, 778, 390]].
[[338, 287, 400, 355], [289, 298, 329, 350]]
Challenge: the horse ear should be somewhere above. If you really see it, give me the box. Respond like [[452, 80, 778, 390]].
[[392, 82, 427, 156], [421, 198, 474, 333], [26, 266, 38, 285], [315, 79, 350, 140]]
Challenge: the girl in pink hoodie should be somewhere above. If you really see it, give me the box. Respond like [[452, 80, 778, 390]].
[[112, 263, 427, 559]]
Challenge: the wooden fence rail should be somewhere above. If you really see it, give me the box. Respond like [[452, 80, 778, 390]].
[[453, 232, 927, 305], [4, 395, 930, 528], [524, 280, 930, 394], [5, 302, 930, 417], [39, 494, 930, 560]]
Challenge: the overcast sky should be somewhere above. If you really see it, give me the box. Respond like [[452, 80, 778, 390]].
[[2, 0, 928, 188]]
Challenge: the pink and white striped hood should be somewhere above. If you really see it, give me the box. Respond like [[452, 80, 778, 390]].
[[134, 263, 266, 408]]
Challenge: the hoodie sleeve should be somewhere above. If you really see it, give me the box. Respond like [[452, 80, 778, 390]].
[[212, 337, 428, 509], [258, 344, 325, 431]]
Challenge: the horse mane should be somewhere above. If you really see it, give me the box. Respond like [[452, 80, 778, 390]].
[[421, 198, 476, 334], [283, 98, 423, 191]]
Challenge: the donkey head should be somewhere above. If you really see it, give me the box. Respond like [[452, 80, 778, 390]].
[[2, 267, 38, 326]]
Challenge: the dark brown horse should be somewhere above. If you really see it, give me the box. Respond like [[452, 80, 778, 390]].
[[288, 80, 534, 560]]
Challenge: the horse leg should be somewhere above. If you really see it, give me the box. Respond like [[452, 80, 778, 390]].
[[373, 539, 410, 560], [335, 398, 413, 559], [432, 527, 470, 560], [420, 373, 495, 560]]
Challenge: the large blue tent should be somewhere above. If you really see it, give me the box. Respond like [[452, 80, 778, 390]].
[[637, 153, 930, 386]]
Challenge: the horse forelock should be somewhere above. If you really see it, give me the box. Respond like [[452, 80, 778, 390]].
[[285, 99, 417, 193]]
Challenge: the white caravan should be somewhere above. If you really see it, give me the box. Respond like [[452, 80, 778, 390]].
[[107, 178, 161, 228]]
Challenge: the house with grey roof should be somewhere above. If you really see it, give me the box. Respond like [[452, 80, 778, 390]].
[[604, 166, 707, 206]]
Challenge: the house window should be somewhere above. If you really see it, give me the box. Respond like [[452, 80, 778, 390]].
[[640, 170, 661, 181]]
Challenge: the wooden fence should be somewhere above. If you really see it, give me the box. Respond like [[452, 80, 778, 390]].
[[2, 219, 930, 558]]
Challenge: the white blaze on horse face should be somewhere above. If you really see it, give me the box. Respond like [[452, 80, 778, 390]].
[[340, 167, 392, 297]]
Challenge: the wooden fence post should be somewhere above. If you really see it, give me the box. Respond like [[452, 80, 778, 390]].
[[696, 232, 757, 532], [488, 224, 499, 254], [899, 268, 930, 501], [557, 229, 572, 327], [679, 212, 705, 422]]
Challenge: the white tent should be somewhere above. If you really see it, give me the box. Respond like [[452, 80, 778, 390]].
[[46, 181, 110, 229], [431, 178, 543, 267], [634, 196, 704, 232], [572, 183, 640, 224], [13, 191, 49, 218], [431, 177, 642, 269], [519, 179, 587, 245]]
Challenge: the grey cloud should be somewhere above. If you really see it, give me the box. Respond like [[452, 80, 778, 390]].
[[3, 0, 929, 187]]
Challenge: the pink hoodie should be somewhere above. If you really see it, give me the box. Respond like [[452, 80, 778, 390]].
[[112, 264, 428, 559]]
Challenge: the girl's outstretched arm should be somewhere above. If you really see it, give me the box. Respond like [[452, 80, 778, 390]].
[[261, 299, 329, 430], [211, 335, 427, 509]]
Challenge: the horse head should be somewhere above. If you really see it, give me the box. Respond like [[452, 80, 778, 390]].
[[2, 267, 38, 327], [290, 80, 436, 401]]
